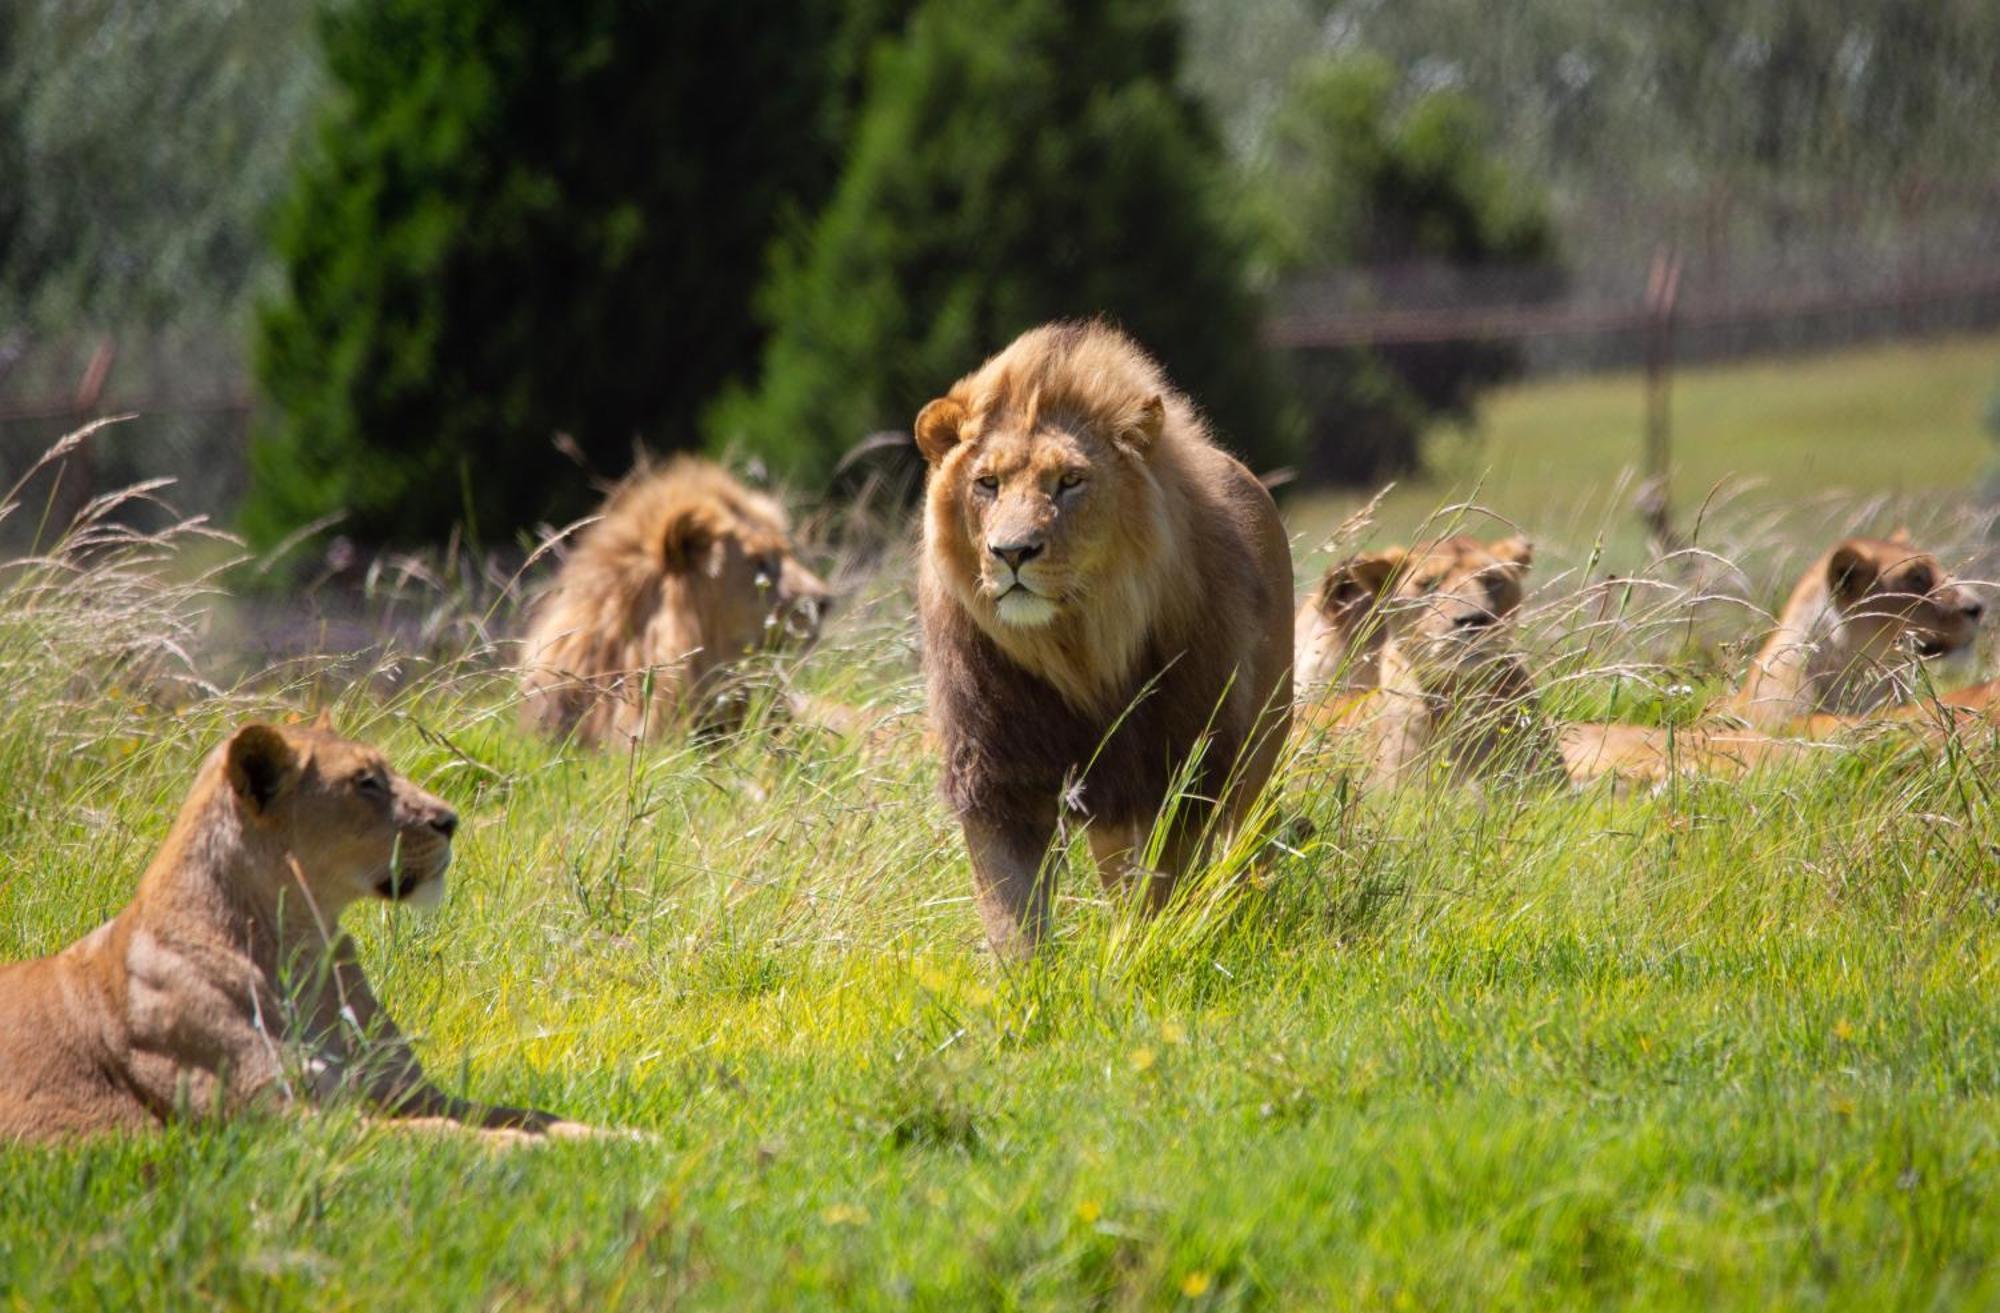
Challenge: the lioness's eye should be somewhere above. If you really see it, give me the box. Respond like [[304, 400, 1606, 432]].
[[974, 475, 999, 494], [1905, 566, 1934, 593], [355, 774, 386, 797]]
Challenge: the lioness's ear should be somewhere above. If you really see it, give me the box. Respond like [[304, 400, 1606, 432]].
[[1123, 395, 1166, 455], [1828, 540, 1879, 603], [1490, 536, 1534, 575], [310, 707, 336, 733], [1888, 526, 1913, 546], [226, 723, 297, 814], [660, 505, 724, 573], [1318, 548, 1405, 614], [914, 398, 967, 466]]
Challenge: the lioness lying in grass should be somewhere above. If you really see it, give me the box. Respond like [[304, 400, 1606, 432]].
[[0, 718, 600, 1145], [1561, 532, 1987, 786], [1295, 535, 1568, 791]]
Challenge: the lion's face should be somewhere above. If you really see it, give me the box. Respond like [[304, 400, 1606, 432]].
[[663, 508, 831, 662], [916, 392, 1160, 632], [1825, 535, 1983, 661], [1336, 536, 1534, 685], [224, 722, 458, 912]]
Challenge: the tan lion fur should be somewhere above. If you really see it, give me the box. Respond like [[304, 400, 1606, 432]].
[[915, 321, 1294, 956], [1562, 532, 1984, 787], [1293, 555, 1391, 698], [0, 719, 596, 1144], [518, 456, 830, 745], [1297, 536, 1566, 790], [1728, 532, 1982, 728]]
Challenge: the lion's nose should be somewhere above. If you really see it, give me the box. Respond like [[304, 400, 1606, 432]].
[[989, 541, 1044, 571], [431, 810, 458, 840], [1961, 597, 1986, 624]]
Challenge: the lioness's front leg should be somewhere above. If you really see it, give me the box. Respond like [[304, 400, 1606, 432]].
[[962, 811, 1059, 960], [318, 940, 577, 1135]]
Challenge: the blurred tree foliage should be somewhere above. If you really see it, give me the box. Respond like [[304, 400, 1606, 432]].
[[709, 0, 1293, 486], [1187, 0, 2000, 219], [0, 0, 323, 329], [1249, 54, 1557, 483], [243, 0, 906, 547]]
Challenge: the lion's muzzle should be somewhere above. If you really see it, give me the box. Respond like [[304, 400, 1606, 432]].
[[378, 829, 452, 906]]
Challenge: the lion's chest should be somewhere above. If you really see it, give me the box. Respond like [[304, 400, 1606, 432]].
[[924, 605, 1240, 830]]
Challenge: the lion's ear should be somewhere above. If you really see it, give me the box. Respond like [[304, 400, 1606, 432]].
[[660, 505, 726, 573], [1828, 540, 1879, 603], [226, 723, 298, 814], [914, 398, 968, 466], [1490, 536, 1534, 575], [1317, 548, 1405, 614], [1122, 395, 1166, 455]]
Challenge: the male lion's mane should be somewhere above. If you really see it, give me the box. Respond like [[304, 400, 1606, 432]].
[[519, 455, 819, 743]]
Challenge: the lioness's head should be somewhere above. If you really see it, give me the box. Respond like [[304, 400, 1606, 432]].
[[1327, 535, 1534, 686], [222, 720, 458, 913], [1821, 533, 1983, 660], [916, 322, 1177, 634]]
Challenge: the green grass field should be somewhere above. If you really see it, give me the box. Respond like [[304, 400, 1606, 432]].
[[2, 337, 1998, 1309], [1285, 332, 2000, 576]]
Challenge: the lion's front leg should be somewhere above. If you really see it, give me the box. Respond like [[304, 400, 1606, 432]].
[[1086, 822, 1146, 901], [1091, 821, 1204, 916], [962, 811, 1059, 960]]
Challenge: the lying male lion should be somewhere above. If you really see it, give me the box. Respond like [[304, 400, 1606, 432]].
[[519, 456, 831, 745], [1296, 535, 1567, 790], [1561, 532, 1985, 786], [0, 719, 595, 1144], [915, 321, 1294, 957]]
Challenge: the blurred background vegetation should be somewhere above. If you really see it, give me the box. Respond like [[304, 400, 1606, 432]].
[[2, 0, 1998, 550]]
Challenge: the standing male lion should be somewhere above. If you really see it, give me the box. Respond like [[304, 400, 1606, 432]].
[[915, 322, 1293, 957]]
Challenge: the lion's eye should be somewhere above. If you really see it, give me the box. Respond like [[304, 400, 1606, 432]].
[[1057, 471, 1086, 492], [974, 475, 999, 495]]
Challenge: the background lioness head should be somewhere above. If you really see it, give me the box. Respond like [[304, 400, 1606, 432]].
[[1820, 533, 1983, 659], [915, 321, 1181, 635], [1327, 535, 1535, 687], [222, 719, 458, 912]]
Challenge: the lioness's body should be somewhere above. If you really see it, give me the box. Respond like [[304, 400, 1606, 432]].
[[519, 456, 829, 745], [916, 322, 1293, 956], [1297, 536, 1566, 790], [0, 722, 580, 1144], [1729, 534, 1982, 728], [1561, 534, 1984, 787], [1293, 575, 1386, 698]]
